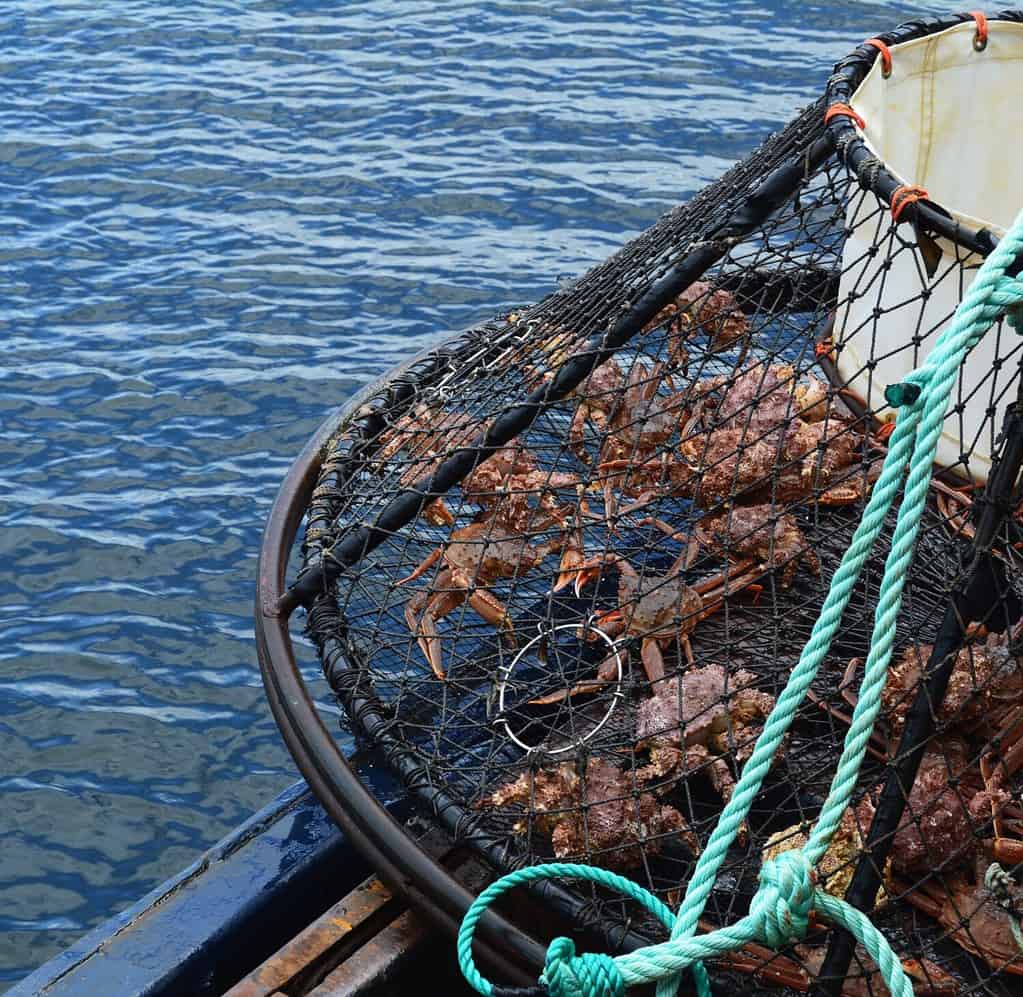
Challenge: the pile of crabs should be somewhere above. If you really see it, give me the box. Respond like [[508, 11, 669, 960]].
[[377, 282, 1023, 989]]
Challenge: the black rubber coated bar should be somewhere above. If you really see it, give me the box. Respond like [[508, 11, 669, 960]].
[[815, 395, 1023, 996], [280, 129, 837, 614]]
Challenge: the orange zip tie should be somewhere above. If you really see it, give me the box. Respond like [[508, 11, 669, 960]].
[[890, 184, 929, 223], [971, 10, 989, 50], [824, 103, 866, 129], [864, 38, 892, 77]]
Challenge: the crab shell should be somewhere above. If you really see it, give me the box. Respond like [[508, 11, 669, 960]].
[[900, 851, 1023, 977], [762, 808, 890, 907]]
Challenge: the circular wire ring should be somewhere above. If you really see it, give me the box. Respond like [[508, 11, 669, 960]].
[[493, 618, 624, 755]]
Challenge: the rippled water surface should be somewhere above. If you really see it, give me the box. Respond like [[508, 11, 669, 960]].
[[1, 0, 947, 985]]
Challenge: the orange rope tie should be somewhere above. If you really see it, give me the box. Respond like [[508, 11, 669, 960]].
[[971, 10, 989, 49], [890, 184, 929, 223], [864, 38, 892, 76], [824, 103, 866, 130]]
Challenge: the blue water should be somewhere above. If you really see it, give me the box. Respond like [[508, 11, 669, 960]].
[[0, 1, 947, 986]]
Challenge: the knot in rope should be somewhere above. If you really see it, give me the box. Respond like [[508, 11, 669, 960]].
[[985, 861, 1016, 899], [543, 937, 625, 997], [748, 851, 816, 948]]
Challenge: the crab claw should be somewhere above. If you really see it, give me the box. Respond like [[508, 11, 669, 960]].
[[404, 587, 464, 679], [873, 420, 896, 445], [589, 608, 624, 633], [553, 549, 616, 598], [552, 528, 587, 594], [422, 498, 456, 527]]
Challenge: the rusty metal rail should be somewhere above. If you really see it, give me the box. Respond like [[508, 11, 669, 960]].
[[225, 818, 497, 995]]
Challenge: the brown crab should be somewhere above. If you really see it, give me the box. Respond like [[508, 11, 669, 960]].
[[682, 418, 869, 509], [461, 445, 588, 534], [853, 739, 1008, 879], [700, 363, 832, 432], [693, 503, 820, 589], [532, 553, 762, 704], [589, 364, 692, 522], [635, 665, 778, 812], [897, 847, 1023, 977], [597, 363, 690, 464], [398, 522, 570, 679], [479, 756, 699, 871], [860, 633, 1023, 746], [643, 281, 752, 373]]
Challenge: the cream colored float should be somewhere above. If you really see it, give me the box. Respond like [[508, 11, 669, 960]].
[[834, 17, 1023, 481]]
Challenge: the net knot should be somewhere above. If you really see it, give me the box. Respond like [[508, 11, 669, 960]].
[[749, 851, 816, 948], [543, 937, 625, 997]]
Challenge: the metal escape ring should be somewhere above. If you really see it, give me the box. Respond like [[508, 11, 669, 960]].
[[492, 617, 624, 755]]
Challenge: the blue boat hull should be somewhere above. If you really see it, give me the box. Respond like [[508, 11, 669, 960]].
[[11, 781, 406, 997]]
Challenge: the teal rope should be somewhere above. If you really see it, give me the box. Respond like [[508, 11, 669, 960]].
[[459, 208, 1023, 997]]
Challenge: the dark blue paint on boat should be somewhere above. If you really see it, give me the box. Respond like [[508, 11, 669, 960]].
[[10, 778, 406, 996]]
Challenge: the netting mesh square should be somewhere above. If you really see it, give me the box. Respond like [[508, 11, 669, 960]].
[[292, 31, 1023, 996]]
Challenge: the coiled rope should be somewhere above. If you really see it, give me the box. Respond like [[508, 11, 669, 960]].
[[458, 207, 1023, 997]]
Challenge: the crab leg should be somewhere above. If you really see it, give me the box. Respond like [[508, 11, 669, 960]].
[[670, 561, 763, 665], [404, 584, 466, 679], [420, 498, 456, 527], [530, 652, 626, 706], [555, 550, 627, 598], [708, 941, 809, 991], [466, 588, 515, 638], [552, 526, 600, 594], [641, 636, 670, 680], [981, 704, 1023, 864], [638, 516, 700, 571], [395, 545, 444, 586], [930, 477, 977, 541], [809, 657, 889, 760]]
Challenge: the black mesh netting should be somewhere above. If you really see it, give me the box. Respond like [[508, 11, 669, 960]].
[[290, 14, 1023, 997]]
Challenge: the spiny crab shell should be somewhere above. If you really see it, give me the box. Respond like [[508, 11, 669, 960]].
[[479, 757, 699, 871], [635, 664, 778, 806], [762, 808, 891, 907], [879, 633, 1023, 742]]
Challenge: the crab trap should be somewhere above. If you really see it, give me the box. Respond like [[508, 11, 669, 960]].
[[257, 12, 1023, 997]]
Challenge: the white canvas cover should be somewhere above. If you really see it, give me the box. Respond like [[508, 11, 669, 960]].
[[834, 19, 1023, 480]]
